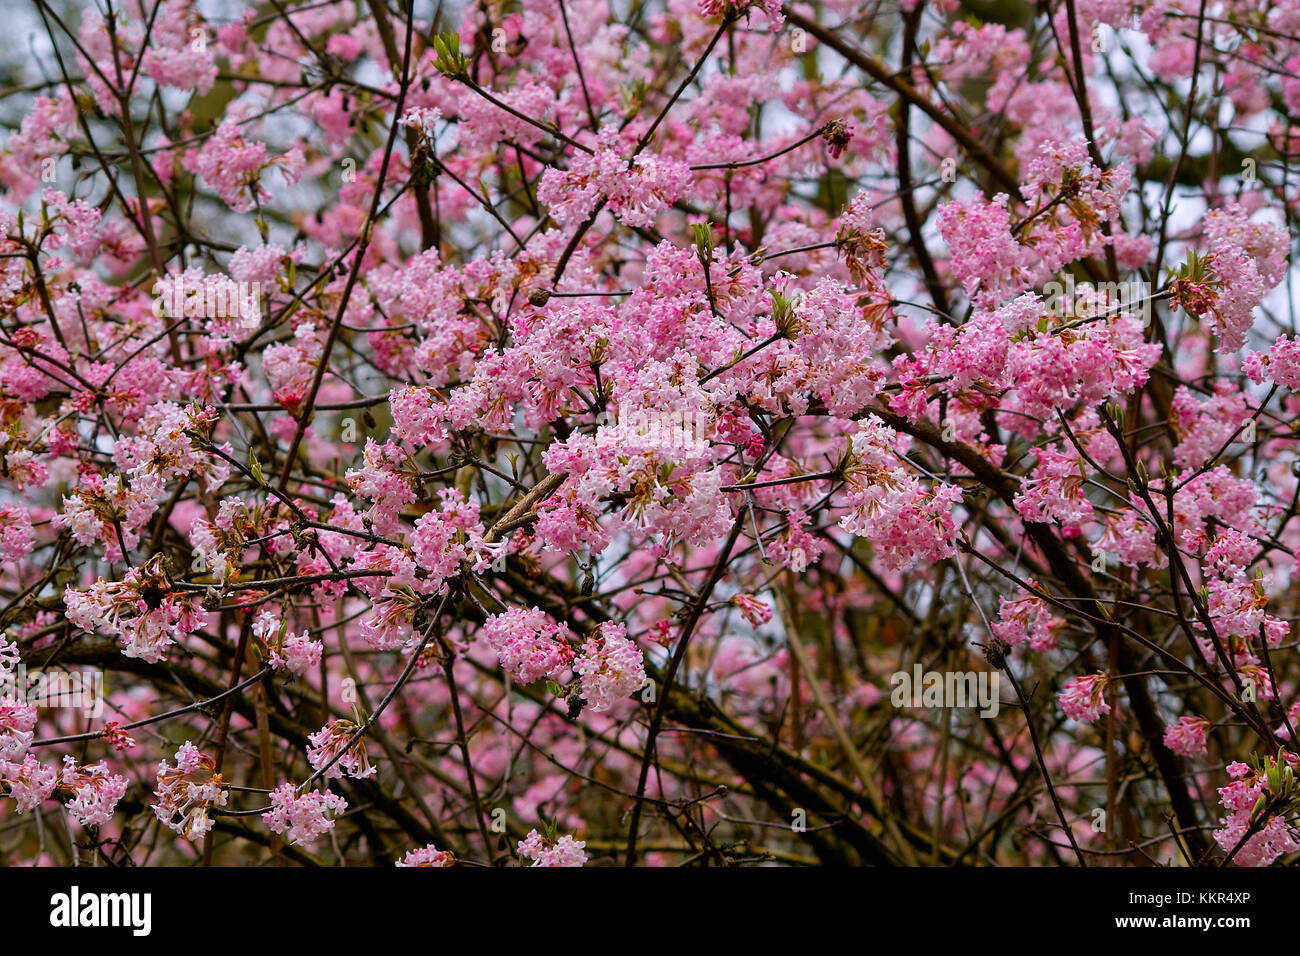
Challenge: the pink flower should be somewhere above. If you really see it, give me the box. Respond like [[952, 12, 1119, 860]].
[[61, 757, 129, 828], [482, 607, 575, 685], [5, 94, 76, 176], [992, 585, 1063, 651], [346, 439, 418, 538], [410, 489, 497, 588], [0, 755, 58, 813], [1059, 673, 1111, 723], [182, 120, 290, 212], [1205, 575, 1287, 645], [307, 720, 375, 780], [1254, 335, 1300, 390], [153, 742, 228, 840], [1213, 757, 1300, 866], [537, 127, 693, 230], [0, 503, 35, 564], [61, 557, 207, 663], [937, 193, 1042, 305], [265, 783, 347, 846], [1014, 449, 1094, 528], [396, 845, 455, 866], [1172, 204, 1289, 352], [390, 386, 450, 446], [517, 829, 588, 866], [838, 417, 963, 572], [573, 623, 646, 713], [730, 593, 772, 627], [1162, 716, 1209, 757], [1169, 384, 1252, 469], [100, 723, 137, 752], [252, 609, 324, 676], [140, 1, 218, 95], [279, 632, 324, 676], [0, 696, 37, 761]]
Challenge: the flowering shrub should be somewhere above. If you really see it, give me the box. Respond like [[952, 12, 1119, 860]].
[[0, 0, 1299, 868]]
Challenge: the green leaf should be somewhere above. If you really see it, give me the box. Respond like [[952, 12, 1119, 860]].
[[692, 221, 714, 258]]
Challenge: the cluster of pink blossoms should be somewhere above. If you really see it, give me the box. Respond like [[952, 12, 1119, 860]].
[[0, 696, 36, 761], [730, 593, 772, 628], [264, 784, 348, 846], [1245, 335, 1300, 391], [991, 586, 1064, 651], [1170, 203, 1289, 351], [0, 503, 34, 565], [482, 606, 577, 685], [1014, 448, 1095, 531], [306, 720, 375, 781], [63, 558, 207, 663], [481, 612, 646, 713], [183, 119, 304, 213], [251, 609, 324, 677], [139, 0, 218, 96], [573, 623, 648, 713], [60, 757, 130, 828], [1163, 717, 1210, 758], [517, 829, 588, 867], [837, 417, 962, 572], [0, 755, 59, 814], [410, 489, 501, 587], [537, 127, 694, 230], [1059, 674, 1112, 724], [396, 845, 456, 867], [153, 742, 229, 841], [1212, 759, 1300, 867]]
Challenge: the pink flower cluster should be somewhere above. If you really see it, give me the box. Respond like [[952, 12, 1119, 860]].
[[517, 829, 588, 867], [410, 489, 500, 588], [1173, 204, 1289, 352], [1059, 673, 1111, 724], [63, 559, 207, 663], [1212, 759, 1300, 866], [991, 586, 1063, 651], [183, 120, 302, 213], [153, 742, 229, 840], [0, 755, 58, 814], [252, 609, 324, 677], [264, 784, 348, 846], [481, 607, 576, 685], [307, 720, 375, 781], [573, 623, 647, 713], [1162, 717, 1209, 758], [0, 696, 36, 761], [1014, 448, 1094, 531], [396, 845, 456, 866], [61, 756, 130, 828], [838, 417, 963, 572], [537, 127, 694, 229]]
